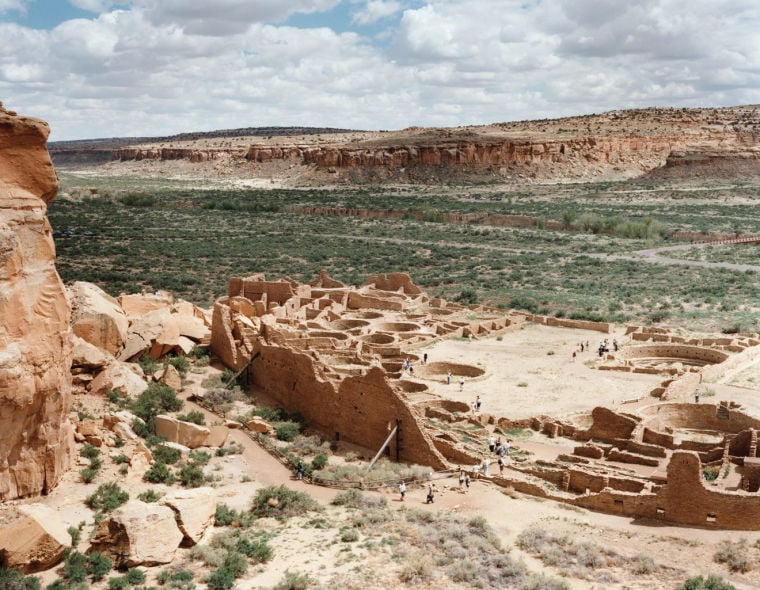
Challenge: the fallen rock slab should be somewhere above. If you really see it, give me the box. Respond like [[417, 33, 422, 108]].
[[89, 360, 148, 397], [68, 281, 128, 356], [0, 504, 71, 573], [89, 501, 183, 567], [160, 488, 217, 546]]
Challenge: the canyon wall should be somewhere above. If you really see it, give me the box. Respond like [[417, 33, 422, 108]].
[[0, 104, 74, 499]]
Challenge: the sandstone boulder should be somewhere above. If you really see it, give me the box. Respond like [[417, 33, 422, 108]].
[[68, 281, 129, 355], [246, 417, 272, 434], [71, 335, 112, 370], [160, 488, 216, 546], [0, 504, 71, 572], [89, 361, 148, 398], [155, 415, 211, 448], [157, 364, 182, 390], [118, 291, 173, 316], [89, 500, 183, 567], [0, 104, 74, 500]]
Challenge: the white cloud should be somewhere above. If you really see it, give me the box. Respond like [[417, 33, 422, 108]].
[[0, 0, 29, 14], [352, 0, 402, 25], [1, 0, 759, 140], [136, 0, 341, 35], [68, 0, 115, 12]]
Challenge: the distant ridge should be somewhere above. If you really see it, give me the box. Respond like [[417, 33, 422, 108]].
[[49, 126, 361, 150]]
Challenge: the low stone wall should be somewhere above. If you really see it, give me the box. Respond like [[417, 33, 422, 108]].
[[526, 314, 613, 334], [619, 344, 729, 365], [640, 403, 760, 434]]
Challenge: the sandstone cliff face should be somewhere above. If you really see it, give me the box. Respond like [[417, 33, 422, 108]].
[[0, 103, 74, 500], [104, 106, 760, 183]]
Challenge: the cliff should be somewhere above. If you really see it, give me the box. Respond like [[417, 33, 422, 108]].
[[0, 103, 74, 499], [96, 105, 760, 184]]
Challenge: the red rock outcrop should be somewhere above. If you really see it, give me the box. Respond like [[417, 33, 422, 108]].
[[0, 103, 74, 500]]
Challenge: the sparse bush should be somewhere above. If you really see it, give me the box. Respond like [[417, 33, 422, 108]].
[[86, 482, 129, 512], [131, 382, 183, 433], [630, 554, 656, 574], [340, 528, 359, 543], [399, 552, 433, 583], [144, 461, 176, 484], [250, 485, 320, 520], [235, 537, 273, 563], [714, 539, 751, 572], [703, 466, 719, 481], [311, 453, 328, 471], [176, 410, 205, 425], [271, 571, 317, 590], [179, 463, 205, 488], [0, 568, 40, 590], [80, 443, 101, 460], [87, 552, 112, 581], [677, 575, 737, 590], [275, 421, 301, 442], [138, 489, 163, 503], [153, 445, 182, 465], [165, 355, 190, 377]]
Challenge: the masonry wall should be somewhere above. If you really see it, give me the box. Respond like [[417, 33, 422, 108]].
[[640, 403, 760, 434], [249, 344, 447, 469]]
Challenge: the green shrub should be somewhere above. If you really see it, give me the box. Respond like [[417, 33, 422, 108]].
[[250, 485, 320, 520], [86, 482, 129, 512], [677, 575, 737, 590], [80, 466, 99, 484], [272, 571, 317, 590], [179, 463, 205, 488], [131, 382, 183, 432], [340, 528, 359, 543], [125, 568, 146, 585], [111, 453, 129, 465], [67, 525, 81, 548], [214, 504, 254, 528], [144, 461, 176, 484], [61, 551, 88, 584], [235, 538, 272, 563], [119, 192, 156, 207], [138, 489, 163, 503], [87, 552, 112, 581], [206, 568, 234, 590], [189, 451, 211, 466], [714, 540, 751, 572], [108, 575, 130, 590], [136, 354, 159, 374], [153, 445, 182, 465], [80, 443, 101, 460], [311, 454, 328, 471], [275, 421, 301, 442], [166, 355, 190, 377], [0, 568, 40, 590], [703, 466, 719, 481], [176, 411, 205, 426]]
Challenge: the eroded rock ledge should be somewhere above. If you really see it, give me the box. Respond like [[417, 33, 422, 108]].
[[0, 103, 74, 500]]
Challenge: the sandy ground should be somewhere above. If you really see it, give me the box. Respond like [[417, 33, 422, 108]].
[[413, 324, 664, 420]]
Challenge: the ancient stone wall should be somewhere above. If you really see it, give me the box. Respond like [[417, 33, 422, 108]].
[[639, 403, 760, 434], [0, 104, 74, 499], [583, 407, 639, 442], [619, 344, 729, 365], [249, 344, 447, 469]]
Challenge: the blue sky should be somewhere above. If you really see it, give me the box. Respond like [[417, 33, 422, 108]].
[[1, 0, 758, 140]]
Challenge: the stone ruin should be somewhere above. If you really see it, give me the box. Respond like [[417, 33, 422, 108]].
[[211, 270, 760, 530]]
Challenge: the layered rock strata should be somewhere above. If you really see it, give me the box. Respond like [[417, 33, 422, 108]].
[[0, 103, 74, 499]]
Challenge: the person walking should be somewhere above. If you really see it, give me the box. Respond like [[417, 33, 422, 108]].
[[399, 481, 406, 501]]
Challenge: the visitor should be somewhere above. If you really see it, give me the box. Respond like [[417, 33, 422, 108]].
[[426, 483, 435, 504], [482, 456, 490, 477], [423, 353, 428, 364], [488, 433, 496, 453], [296, 462, 304, 480], [447, 371, 452, 385], [459, 376, 465, 392], [399, 481, 406, 501], [695, 388, 700, 403], [498, 455, 505, 475], [476, 395, 481, 412], [459, 469, 465, 490], [465, 473, 471, 492], [613, 338, 619, 352]]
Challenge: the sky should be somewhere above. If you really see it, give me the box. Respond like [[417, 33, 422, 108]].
[[1, 0, 759, 141]]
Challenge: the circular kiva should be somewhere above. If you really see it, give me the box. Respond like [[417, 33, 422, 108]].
[[395, 380, 430, 393], [360, 333, 396, 345], [376, 321, 421, 333], [617, 344, 728, 367], [308, 330, 349, 340], [413, 361, 485, 380], [349, 311, 384, 319], [328, 319, 370, 331]]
